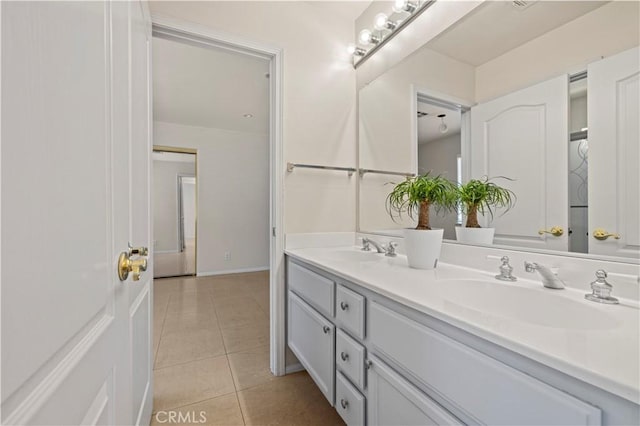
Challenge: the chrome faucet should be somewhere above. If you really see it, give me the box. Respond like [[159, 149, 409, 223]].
[[361, 238, 397, 257], [524, 261, 565, 289]]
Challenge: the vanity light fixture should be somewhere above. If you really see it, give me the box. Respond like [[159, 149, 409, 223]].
[[359, 29, 380, 45], [393, 0, 418, 14], [349, 1, 436, 67], [347, 44, 367, 57], [374, 13, 398, 31], [438, 114, 448, 133]]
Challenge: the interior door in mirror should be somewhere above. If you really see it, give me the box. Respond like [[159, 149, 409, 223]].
[[470, 75, 569, 252]]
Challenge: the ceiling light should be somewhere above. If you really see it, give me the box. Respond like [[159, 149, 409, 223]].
[[374, 13, 397, 31], [438, 114, 448, 133], [392, 0, 417, 14], [347, 44, 367, 57], [359, 29, 380, 45], [243, 114, 253, 118]]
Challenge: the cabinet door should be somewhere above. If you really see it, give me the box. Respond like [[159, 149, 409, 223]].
[[288, 292, 335, 405], [470, 75, 569, 251], [367, 356, 461, 426], [588, 47, 640, 258]]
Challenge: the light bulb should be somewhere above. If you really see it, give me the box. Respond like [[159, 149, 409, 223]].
[[438, 115, 448, 134], [358, 29, 379, 45], [374, 13, 397, 31], [393, 0, 417, 13], [347, 44, 366, 57]]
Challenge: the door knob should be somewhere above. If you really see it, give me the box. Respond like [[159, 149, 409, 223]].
[[538, 226, 563, 237], [592, 229, 620, 241], [118, 247, 148, 281]]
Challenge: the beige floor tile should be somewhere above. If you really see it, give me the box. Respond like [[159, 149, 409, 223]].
[[153, 355, 235, 412], [154, 238, 196, 278], [150, 393, 244, 426], [227, 345, 275, 391], [215, 296, 268, 329], [166, 292, 214, 315], [237, 372, 344, 426], [155, 327, 226, 369], [162, 309, 218, 334], [220, 321, 270, 354]]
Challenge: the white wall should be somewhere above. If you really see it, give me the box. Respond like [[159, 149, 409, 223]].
[[154, 121, 269, 275], [153, 159, 196, 252], [150, 1, 358, 233], [475, 1, 640, 102], [418, 133, 461, 240]]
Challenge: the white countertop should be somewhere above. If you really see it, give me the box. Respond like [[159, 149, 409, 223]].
[[285, 246, 640, 405]]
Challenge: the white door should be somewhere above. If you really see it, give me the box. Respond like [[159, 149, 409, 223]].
[[1, 1, 153, 424], [470, 75, 569, 251], [588, 47, 640, 259]]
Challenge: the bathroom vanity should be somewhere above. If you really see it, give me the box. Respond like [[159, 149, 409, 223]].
[[285, 246, 639, 426]]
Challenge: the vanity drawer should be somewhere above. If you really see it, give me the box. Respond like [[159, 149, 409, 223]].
[[336, 329, 366, 390], [336, 371, 365, 426], [336, 284, 365, 339], [369, 302, 602, 425], [288, 261, 334, 318]]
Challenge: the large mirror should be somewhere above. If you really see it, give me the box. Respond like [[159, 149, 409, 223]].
[[358, 0, 639, 261]]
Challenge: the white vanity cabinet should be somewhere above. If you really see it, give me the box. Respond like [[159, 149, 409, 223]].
[[285, 257, 634, 426]]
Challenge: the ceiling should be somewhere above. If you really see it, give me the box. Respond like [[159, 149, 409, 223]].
[[417, 101, 461, 145], [428, 1, 607, 66], [153, 36, 270, 134]]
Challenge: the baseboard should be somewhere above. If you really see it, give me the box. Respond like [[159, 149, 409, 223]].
[[197, 266, 269, 277], [154, 249, 180, 254], [285, 363, 305, 374]]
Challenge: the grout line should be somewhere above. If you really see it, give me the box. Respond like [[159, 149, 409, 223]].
[[152, 352, 227, 372], [235, 391, 247, 426], [151, 390, 238, 415], [153, 290, 171, 368]]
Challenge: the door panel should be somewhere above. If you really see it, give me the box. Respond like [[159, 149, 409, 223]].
[[1, 1, 152, 424], [470, 75, 569, 251], [588, 47, 640, 258]]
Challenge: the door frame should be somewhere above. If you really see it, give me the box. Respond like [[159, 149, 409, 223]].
[[151, 17, 286, 375], [177, 174, 195, 253]]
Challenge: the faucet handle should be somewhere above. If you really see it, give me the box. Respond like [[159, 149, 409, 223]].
[[524, 261, 537, 273], [585, 270, 619, 304], [495, 256, 517, 281], [385, 242, 398, 257], [361, 238, 371, 251]]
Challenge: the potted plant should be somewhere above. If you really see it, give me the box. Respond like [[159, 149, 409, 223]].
[[386, 173, 457, 269], [455, 176, 516, 244]]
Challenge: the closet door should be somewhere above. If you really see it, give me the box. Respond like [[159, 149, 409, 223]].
[[587, 47, 640, 258], [470, 75, 569, 251]]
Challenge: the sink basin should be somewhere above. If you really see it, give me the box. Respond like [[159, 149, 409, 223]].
[[323, 248, 385, 263], [438, 279, 620, 330]]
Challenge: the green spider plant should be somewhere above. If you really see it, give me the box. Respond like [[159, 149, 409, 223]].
[[386, 173, 458, 230], [457, 176, 516, 228]]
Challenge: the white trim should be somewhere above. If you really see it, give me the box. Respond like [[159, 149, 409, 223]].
[[197, 266, 270, 277], [150, 15, 285, 376], [154, 249, 180, 254], [285, 363, 306, 374], [3, 315, 114, 425]]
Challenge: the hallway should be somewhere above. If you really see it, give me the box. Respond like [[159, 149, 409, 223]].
[[152, 272, 344, 425], [154, 238, 196, 278]]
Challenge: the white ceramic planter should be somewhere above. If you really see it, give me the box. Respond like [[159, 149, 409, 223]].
[[455, 227, 495, 245], [403, 228, 444, 270]]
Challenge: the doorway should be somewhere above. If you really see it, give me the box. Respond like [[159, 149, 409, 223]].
[[153, 149, 197, 278]]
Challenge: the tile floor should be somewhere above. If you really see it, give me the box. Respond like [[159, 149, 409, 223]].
[[154, 238, 196, 278], [152, 271, 344, 426]]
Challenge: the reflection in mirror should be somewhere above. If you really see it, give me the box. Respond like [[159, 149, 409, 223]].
[[357, 0, 639, 261], [416, 95, 463, 240]]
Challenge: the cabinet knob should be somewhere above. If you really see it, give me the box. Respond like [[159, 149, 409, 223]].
[[322, 326, 330, 334], [340, 351, 349, 361], [340, 399, 349, 409], [340, 301, 349, 311]]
